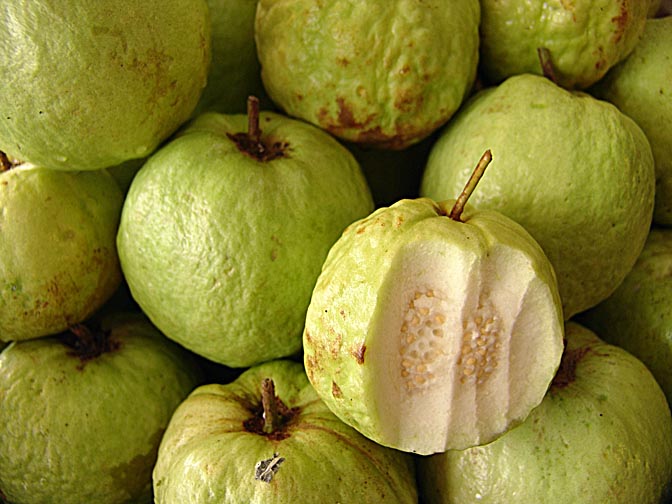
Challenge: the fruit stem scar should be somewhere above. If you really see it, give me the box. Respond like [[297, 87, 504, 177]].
[[226, 96, 288, 162], [261, 378, 279, 434], [537, 47, 559, 85], [448, 149, 492, 222]]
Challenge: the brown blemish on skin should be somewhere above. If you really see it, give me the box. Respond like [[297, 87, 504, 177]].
[[611, 1, 629, 44], [551, 346, 590, 390], [332, 381, 343, 398], [354, 344, 366, 364], [336, 57, 350, 67]]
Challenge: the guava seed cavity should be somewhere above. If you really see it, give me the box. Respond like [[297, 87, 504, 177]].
[[458, 295, 501, 385]]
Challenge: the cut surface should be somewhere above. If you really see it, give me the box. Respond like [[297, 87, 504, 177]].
[[367, 236, 563, 453]]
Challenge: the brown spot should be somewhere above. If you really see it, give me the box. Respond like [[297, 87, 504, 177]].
[[339, 309, 346, 319], [337, 97, 360, 128], [611, 1, 629, 44], [353, 344, 366, 364], [551, 346, 590, 390], [356, 226, 366, 234], [270, 249, 278, 261], [336, 57, 350, 67], [332, 381, 343, 398]]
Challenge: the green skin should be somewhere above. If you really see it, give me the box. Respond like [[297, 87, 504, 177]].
[[303, 197, 564, 454], [255, 0, 480, 149], [191, 0, 271, 116], [0, 164, 123, 342], [578, 227, 672, 407], [0, 1, 211, 171], [417, 322, 672, 504], [478, 0, 649, 89], [590, 17, 672, 226], [421, 74, 655, 320], [117, 110, 374, 368], [153, 359, 418, 503], [0, 312, 203, 504]]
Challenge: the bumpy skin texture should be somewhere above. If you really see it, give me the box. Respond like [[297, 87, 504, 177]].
[[417, 322, 672, 504], [117, 111, 373, 368], [303, 198, 564, 454], [478, 0, 649, 89], [0, 164, 123, 341], [153, 360, 418, 503], [0, 314, 202, 504], [591, 17, 672, 225], [579, 228, 672, 407], [421, 74, 655, 320], [255, 0, 480, 149], [0, 1, 210, 171], [191, 0, 271, 116]]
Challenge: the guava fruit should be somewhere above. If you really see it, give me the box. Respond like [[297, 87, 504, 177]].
[[578, 227, 672, 407], [417, 321, 672, 504], [590, 17, 672, 226], [0, 161, 123, 342], [152, 359, 418, 503], [117, 99, 374, 367], [303, 173, 565, 455], [0, 312, 203, 504], [191, 0, 271, 116], [421, 74, 655, 319], [255, 0, 480, 149], [478, 0, 649, 89], [0, 0, 210, 171]]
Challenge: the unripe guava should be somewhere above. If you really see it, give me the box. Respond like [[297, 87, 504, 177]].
[[303, 196, 564, 455], [255, 0, 480, 149], [0, 163, 123, 342], [0, 1, 211, 171]]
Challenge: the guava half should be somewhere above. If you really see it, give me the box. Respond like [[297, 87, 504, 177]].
[[417, 322, 672, 504], [303, 197, 564, 454]]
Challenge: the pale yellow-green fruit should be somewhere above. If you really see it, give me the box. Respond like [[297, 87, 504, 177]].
[[117, 110, 374, 368], [0, 1, 210, 171], [478, 0, 649, 89], [421, 74, 655, 319], [255, 0, 480, 149], [304, 197, 564, 455], [0, 313, 203, 504], [417, 322, 672, 504], [191, 0, 271, 116], [0, 164, 123, 342], [153, 359, 418, 503], [579, 227, 672, 407], [590, 17, 672, 226]]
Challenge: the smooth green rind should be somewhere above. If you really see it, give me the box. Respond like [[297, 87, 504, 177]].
[[303, 197, 564, 453], [590, 17, 672, 226], [417, 322, 672, 504], [421, 74, 655, 319], [255, 0, 480, 149], [117, 111, 373, 367], [579, 228, 672, 406], [478, 0, 649, 89], [192, 0, 271, 116], [153, 360, 418, 503], [0, 164, 123, 342], [0, 314, 202, 504], [0, 1, 210, 170]]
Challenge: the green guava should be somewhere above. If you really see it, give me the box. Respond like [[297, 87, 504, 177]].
[[153, 359, 418, 503], [590, 17, 672, 226], [255, 0, 480, 149], [191, 0, 271, 117], [117, 100, 374, 367], [421, 74, 655, 320], [0, 162, 123, 342], [0, 312, 203, 504], [478, 0, 649, 89], [578, 227, 672, 407], [303, 192, 564, 455], [417, 321, 672, 504], [0, 1, 211, 171]]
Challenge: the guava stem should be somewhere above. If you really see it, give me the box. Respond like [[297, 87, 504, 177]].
[[69, 323, 96, 348], [449, 149, 493, 222], [261, 378, 279, 434], [537, 47, 559, 84], [247, 95, 261, 145], [0, 151, 12, 172]]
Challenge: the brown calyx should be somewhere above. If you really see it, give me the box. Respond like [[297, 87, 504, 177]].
[[227, 96, 288, 162], [243, 378, 300, 441], [59, 322, 120, 364]]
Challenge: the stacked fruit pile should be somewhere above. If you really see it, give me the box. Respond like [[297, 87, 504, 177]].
[[1, 1, 671, 503]]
